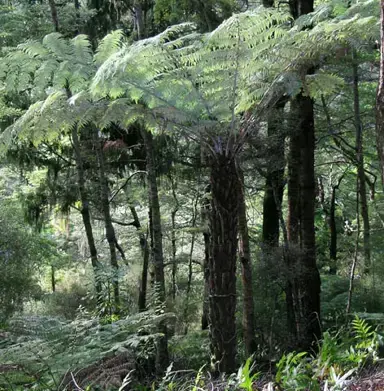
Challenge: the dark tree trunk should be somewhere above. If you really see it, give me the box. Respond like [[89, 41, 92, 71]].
[[71, 126, 103, 304], [376, 1, 384, 189], [353, 61, 371, 273], [286, 131, 301, 344], [51, 266, 56, 292], [169, 174, 179, 300], [262, 0, 274, 6], [329, 186, 337, 275], [238, 168, 256, 357], [262, 103, 285, 250], [201, 186, 211, 331], [128, 203, 150, 312], [209, 149, 239, 374], [286, 0, 321, 353], [133, 0, 145, 39], [93, 127, 120, 314], [296, 94, 321, 351], [48, 0, 59, 32], [141, 128, 169, 374]]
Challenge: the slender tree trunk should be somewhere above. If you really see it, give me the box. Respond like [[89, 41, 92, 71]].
[[201, 186, 211, 331], [141, 128, 169, 374], [329, 186, 337, 275], [48, 0, 59, 32], [238, 168, 256, 357], [376, 0, 384, 189], [127, 201, 150, 312], [120, 178, 150, 311], [133, 0, 145, 39], [71, 126, 103, 304], [92, 127, 120, 313], [51, 266, 56, 292], [347, 176, 360, 314], [169, 174, 179, 300], [209, 148, 239, 374], [262, 102, 285, 251], [353, 60, 371, 273]]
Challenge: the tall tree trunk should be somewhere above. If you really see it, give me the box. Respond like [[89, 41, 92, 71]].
[[48, 0, 59, 32], [286, 130, 301, 345], [296, 93, 321, 351], [71, 126, 103, 304], [262, 103, 285, 250], [238, 168, 256, 357], [51, 266, 56, 292], [201, 185, 211, 331], [329, 186, 338, 275], [133, 0, 145, 39], [120, 178, 150, 311], [126, 201, 150, 312], [347, 176, 360, 314], [141, 128, 169, 374], [92, 127, 120, 313], [286, 0, 321, 352], [376, 0, 384, 189], [169, 174, 179, 300], [209, 148, 239, 374], [353, 60, 371, 273]]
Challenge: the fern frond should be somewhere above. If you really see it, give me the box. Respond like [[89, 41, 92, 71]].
[[94, 30, 124, 66]]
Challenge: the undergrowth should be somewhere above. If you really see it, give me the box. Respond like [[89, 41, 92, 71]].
[[0, 315, 381, 390]]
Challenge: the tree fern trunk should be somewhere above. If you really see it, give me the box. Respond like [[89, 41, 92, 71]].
[[209, 149, 239, 374], [141, 128, 169, 374]]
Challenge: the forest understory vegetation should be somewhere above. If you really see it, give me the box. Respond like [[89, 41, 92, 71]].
[[2, 0, 384, 389]]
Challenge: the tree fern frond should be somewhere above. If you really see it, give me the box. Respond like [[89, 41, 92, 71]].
[[94, 29, 124, 66], [42, 32, 71, 60], [71, 34, 93, 66]]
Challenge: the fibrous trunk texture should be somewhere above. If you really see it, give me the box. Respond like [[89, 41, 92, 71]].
[[209, 151, 239, 374]]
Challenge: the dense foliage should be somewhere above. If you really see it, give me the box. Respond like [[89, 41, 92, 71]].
[[2, 0, 384, 390]]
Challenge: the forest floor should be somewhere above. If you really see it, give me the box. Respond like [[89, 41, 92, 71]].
[[347, 371, 384, 391]]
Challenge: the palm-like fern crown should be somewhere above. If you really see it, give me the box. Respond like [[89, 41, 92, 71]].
[[0, 31, 123, 148], [91, 1, 378, 137], [0, 0, 380, 150]]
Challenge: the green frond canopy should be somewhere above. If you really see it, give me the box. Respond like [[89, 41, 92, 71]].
[[0, 0, 380, 152]]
